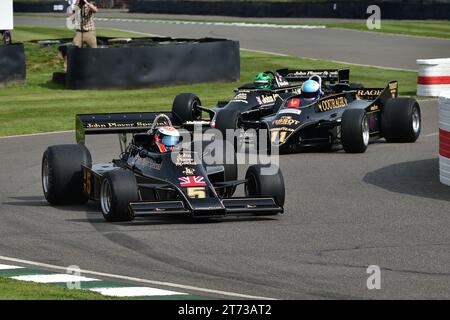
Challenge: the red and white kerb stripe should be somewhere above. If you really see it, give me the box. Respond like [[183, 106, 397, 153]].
[[417, 58, 450, 97]]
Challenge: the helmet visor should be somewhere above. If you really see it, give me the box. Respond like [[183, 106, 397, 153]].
[[160, 134, 181, 147], [302, 90, 319, 99], [255, 80, 270, 89]]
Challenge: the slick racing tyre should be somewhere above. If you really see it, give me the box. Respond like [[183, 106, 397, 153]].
[[341, 109, 370, 153], [214, 108, 242, 152], [42, 144, 92, 205], [222, 150, 238, 197], [100, 169, 139, 222], [381, 98, 421, 143], [245, 164, 285, 207], [172, 93, 202, 124]]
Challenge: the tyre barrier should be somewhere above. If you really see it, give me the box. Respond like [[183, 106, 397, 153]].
[[417, 58, 450, 97], [0, 43, 26, 87], [50, 37, 240, 89], [439, 94, 450, 186]]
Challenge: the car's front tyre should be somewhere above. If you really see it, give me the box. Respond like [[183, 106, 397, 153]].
[[245, 164, 285, 208], [341, 108, 370, 153], [172, 93, 202, 124], [100, 169, 138, 222]]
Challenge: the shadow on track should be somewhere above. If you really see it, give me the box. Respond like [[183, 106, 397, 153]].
[[3, 196, 277, 225], [363, 158, 450, 202]]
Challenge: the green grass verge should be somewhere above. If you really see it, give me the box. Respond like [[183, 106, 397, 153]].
[[0, 25, 417, 137], [0, 278, 114, 300]]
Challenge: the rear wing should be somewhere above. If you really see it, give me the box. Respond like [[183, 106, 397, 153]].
[[276, 68, 350, 84], [75, 112, 176, 143], [356, 81, 398, 101]]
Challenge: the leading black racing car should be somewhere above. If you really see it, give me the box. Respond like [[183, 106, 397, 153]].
[[41, 113, 285, 222]]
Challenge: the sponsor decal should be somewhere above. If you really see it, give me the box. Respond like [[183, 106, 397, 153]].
[[184, 121, 210, 125], [357, 89, 383, 98], [86, 122, 152, 129], [370, 105, 379, 112], [279, 109, 301, 115], [388, 82, 398, 97], [275, 75, 290, 87], [175, 152, 197, 166], [258, 94, 278, 105], [179, 176, 206, 187], [182, 167, 195, 175], [270, 127, 295, 132], [317, 96, 348, 112], [273, 116, 300, 126], [287, 70, 339, 79], [231, 93, 248, 103], [287, 98, 301, 109]]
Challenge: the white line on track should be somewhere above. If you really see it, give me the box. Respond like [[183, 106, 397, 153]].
[[424, 132, 439, 137], [0, 256, 276, 300], [0, 130, 74, 140], [96, 17, 326, 30]]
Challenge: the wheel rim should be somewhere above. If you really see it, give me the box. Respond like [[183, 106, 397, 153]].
[[362, 115, 369, 146], [42, 157, 49, 196], [100, 179, 112, 215], [192, 99, 201, 120], [412, 107, 420, 133]]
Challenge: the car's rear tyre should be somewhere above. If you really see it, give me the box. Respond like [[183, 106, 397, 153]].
[[381, 98, 421, 143], [42, 144, 91, 205], [245, 164, 285, 207], [341, 109, 370, 153], [100, 169, 138, 222], [172, 93, 202, 124]]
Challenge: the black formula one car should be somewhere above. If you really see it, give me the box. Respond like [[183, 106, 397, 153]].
[[169, 69, 360, 135], [240, 79, 421, 153], [41, 113, 285, 222]]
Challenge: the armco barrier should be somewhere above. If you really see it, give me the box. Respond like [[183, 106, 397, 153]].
[[439, 94, 450, 186], [13, 2, 67, 13], [60, 38, 240, 89], [129, 1, 450, 19], [417, 58, 450, 97], [0, 43, 26, 87]]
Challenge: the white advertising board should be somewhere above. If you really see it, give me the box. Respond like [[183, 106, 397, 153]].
[[0, 0, 14, 30]]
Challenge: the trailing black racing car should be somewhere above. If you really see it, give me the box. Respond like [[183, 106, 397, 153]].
[[240, 79, 421, 153], [169, 68, 361, 135], [41, 113, 285, 222]]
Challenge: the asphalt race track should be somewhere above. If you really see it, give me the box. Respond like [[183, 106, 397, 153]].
[[15, 15, 450, 70], [1, 15, 449, 299]]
